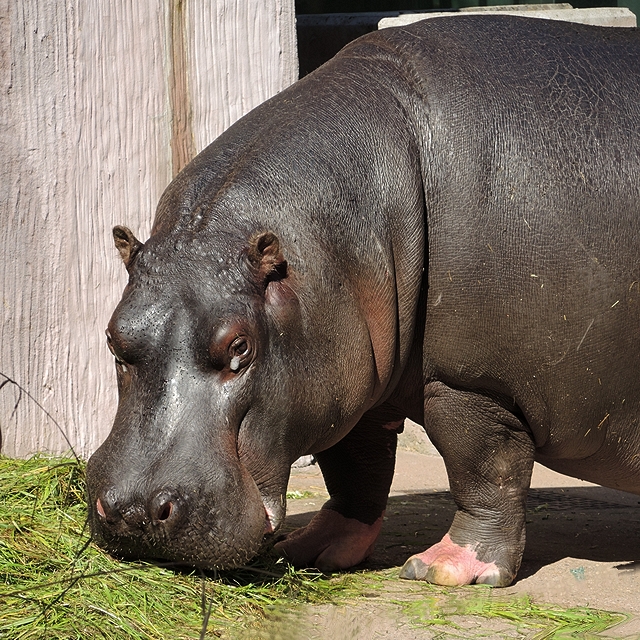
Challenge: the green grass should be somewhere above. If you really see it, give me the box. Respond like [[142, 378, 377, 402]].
[[399, 587, 628, 638], [0, 455, 630, 639], [284, 490, 314, 500], [0, 455, 355, 639]]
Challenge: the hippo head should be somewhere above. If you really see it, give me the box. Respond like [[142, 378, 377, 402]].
[[86, 220, 378, 569]]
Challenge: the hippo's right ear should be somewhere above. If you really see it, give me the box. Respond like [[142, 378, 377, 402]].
[[247, 231, 288, 287], [113, 226, 144, 270]]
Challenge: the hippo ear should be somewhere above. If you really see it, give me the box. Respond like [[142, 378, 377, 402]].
[[247, 231, 287, 286], [113, 226, 144, 269]]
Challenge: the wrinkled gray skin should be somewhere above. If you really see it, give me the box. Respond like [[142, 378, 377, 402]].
[[87, 16, 640, 585]]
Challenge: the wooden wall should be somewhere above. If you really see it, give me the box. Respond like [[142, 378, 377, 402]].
[[0, 0, 298, 458]]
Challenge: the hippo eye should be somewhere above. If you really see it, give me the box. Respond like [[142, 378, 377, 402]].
[[231, 338, 249, 355], [229, 336, 252, 372]]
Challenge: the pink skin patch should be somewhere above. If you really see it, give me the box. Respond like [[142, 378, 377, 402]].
[[274, 509, 384, 572], [399, 534, 501, 586], [264, 505, 276, 534]]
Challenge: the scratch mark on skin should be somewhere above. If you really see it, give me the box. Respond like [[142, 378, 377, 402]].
[[523, 217, 531, 230], [573, 237, 600, 265], [576, 318, 595, 352], [549, 352, 567, 366], [597, 413, 610, 429]]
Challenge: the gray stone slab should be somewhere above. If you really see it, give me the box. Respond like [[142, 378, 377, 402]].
[[379, 6, 637, 28]]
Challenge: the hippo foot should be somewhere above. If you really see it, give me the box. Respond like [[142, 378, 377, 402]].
[[274, 508, 383, 572], [399, 534, 511, 586]]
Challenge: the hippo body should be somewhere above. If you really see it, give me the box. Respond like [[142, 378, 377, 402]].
[[87, 16, 640, 586]]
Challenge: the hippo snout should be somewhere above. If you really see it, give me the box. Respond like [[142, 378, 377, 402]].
[[94, 486, 185, 533], [90, 484, 193, 564], [87, 447, 282, 569]]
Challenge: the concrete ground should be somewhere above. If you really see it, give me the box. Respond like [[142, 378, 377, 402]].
[[276, 422, 640, 639]]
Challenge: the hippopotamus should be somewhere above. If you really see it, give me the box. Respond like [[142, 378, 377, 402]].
[[86, 15, 640, 587]]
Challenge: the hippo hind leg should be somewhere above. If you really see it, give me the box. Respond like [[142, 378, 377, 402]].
[[274, 406, 401, 572], [401, 381, 535, 587]]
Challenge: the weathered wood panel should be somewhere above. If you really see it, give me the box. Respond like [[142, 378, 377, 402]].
[[186, 1, 298, 153], [0, 0, 297, 457]]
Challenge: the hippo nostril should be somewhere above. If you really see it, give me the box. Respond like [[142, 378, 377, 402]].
[[157, 501, 173, 521], [150, 490, 181, 524], [94, 487, 122, 522]]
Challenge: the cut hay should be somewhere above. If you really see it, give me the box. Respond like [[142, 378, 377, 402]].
[[0, 455, 628, 639], [0, 455, 352, 639]]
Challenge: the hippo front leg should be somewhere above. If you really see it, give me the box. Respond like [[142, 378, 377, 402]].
[[401, 381, 535, 587], [274, 407, 401, 572]]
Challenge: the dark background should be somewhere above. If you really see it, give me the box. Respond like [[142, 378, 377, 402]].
[[295, 0, 639, 77]]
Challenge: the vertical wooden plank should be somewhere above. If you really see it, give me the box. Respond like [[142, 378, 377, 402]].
[[1, 0, 83, 456], [169, 0, 196, 176], [0, 0, 297, 458], [0, 0, 173, 457], [185, 0, 298, 155], [67, 1, 174, 456]]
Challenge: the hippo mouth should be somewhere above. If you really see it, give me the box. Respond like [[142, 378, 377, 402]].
[[89, 452, 290, 570], [89, 479, 282, 571], [236, 417, 289, 539], [88, 405, 291, 570]]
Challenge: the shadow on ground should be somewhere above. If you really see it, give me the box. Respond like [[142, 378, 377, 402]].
[[282, 487, 640, 582]]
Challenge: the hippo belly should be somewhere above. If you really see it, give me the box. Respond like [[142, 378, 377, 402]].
[[86, 15, 640, 587]]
